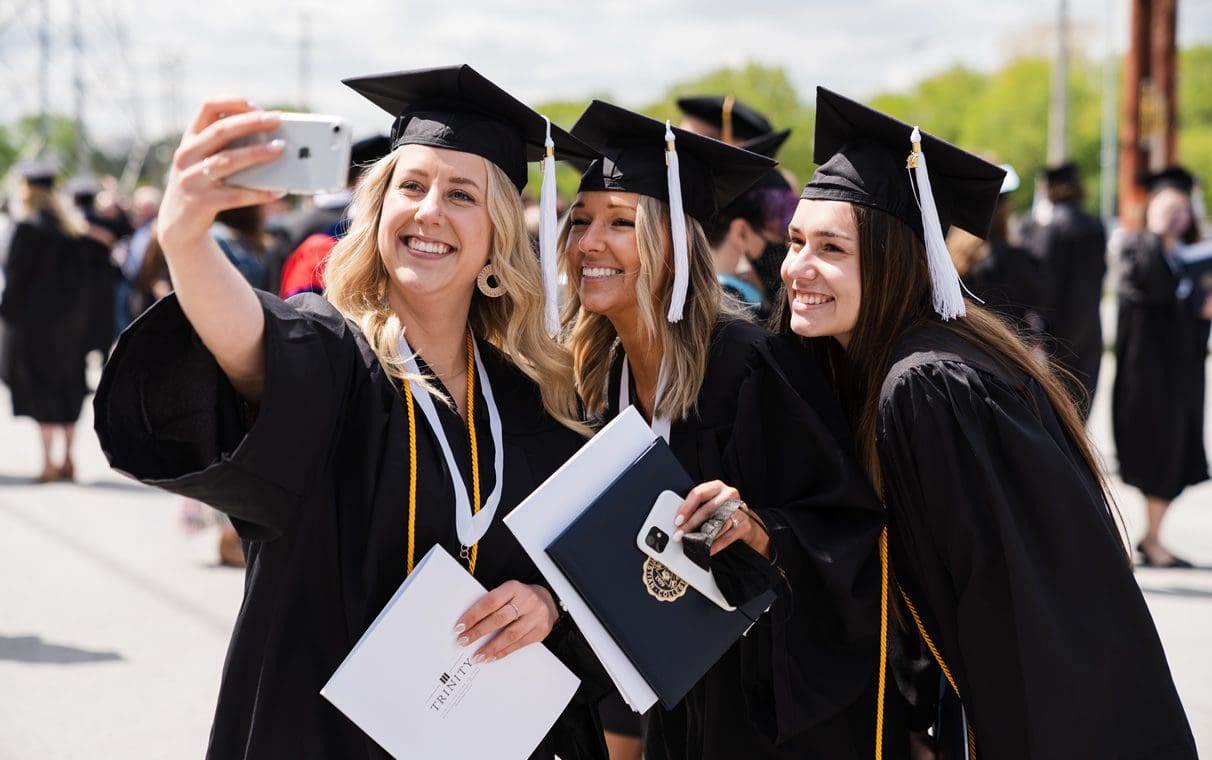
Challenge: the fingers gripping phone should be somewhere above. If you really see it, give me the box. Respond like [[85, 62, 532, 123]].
[[225, 113, 353, 195], [637, 491, 735, 611]]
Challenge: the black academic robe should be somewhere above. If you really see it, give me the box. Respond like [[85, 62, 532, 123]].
[[93, 292, 607, 760], [601, 319, 895, 759], [877, 323, 1195, 759], [1112, 230, 1210, 500], [0, 211, 90, 423], [966, 241, 1044, 336], [1033, 202, 1107, 417]]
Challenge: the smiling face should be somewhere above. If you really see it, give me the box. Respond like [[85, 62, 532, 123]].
[[376, 144, 492, 311], [563, 190, 647, 323], [781, 199, 862, 348]]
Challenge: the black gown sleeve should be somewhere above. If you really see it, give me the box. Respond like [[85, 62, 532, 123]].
[[877, 358, 1196, 759], [94, 290, 365, 540], [723, 336, 888, 745]]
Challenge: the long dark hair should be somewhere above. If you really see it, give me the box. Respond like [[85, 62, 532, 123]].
[[774, 203, 1125, 554]]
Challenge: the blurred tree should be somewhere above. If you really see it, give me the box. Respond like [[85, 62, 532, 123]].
[[1178, 45, 1212, 207]]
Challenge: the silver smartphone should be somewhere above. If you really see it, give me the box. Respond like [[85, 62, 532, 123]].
[[224, 113, 353, 195], [636, 490, 736, 611]]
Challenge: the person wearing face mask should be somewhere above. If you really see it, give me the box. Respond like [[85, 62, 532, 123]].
[[777, 86, 1195, 759], [561, 100, 893, 760], [1112, 167, 1212, 568], [92, 65, 611, 760], [705, 173, 800, 320]]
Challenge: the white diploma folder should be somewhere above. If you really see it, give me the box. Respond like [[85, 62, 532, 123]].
[[320, 545, 579, 760], [504, 406, 660, 713]]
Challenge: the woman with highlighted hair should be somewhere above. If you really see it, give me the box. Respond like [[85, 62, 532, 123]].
[[92, 65, 610, 759], [561, 100, 892, 759], [777, 87, 1195, 759]]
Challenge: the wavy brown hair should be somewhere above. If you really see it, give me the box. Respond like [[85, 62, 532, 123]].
[[559, 194, 749, 422], [324, 148, 588, 435], [774, 202, 1125, 555]]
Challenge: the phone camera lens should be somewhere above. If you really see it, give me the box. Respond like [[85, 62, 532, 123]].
[[645, 528, 667, 553], [332, 125, 341, 133]]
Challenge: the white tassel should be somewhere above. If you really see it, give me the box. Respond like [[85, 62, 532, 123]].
[[539, 117, 560, 334], [665, 120, 690, 323], [907, 127, 966, 321]]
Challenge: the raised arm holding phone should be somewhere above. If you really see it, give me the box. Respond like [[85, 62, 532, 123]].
[[93, 67, 609, 760]]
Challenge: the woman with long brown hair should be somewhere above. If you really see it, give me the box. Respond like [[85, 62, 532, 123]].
[[778, 87, 1194, 759], [562, 101, 890, 760], [92, 66, 610, 759]]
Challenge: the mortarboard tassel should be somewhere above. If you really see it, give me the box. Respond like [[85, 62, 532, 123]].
[[665, 121, 690, 322], [539, 117, 560, 334], [907, 127, 966, 321]]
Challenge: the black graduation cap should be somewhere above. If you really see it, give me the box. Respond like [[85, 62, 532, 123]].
[[342, 64, 594, 191], [349, 135, 392, 169], [1043, 162, 1081, 186], [12, 159, 59, 187], [801, 86, 1005, 240], [740, 128, 792, 159], [571, 99, 776, 224], [1142, 166, 1195, 194], [66, 176, 100, 201], [801, 87, 1006, 320], [677, 95, 773, 142]]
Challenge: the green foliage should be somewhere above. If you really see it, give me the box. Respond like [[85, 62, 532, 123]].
[[5, 47, 1211, 215]]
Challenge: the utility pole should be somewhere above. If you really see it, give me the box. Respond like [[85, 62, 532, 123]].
[[72, 0, 89, 176], [1047, 0, 1070, 165], [1099, 0, 1118, 225], [38, 0, 50, 150], [1119, 0, 1178, 229], [298, 11, 311, 111]]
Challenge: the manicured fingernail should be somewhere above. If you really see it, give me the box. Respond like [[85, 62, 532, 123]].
[[472, 653, 486, 664], [456, 636, 469, 646], [672, 529, 684, 542], [268, 139, 286, 150], [453, 623, 465, 634], [484, 655, 496, 664], [261, 111, 280, 123], [673, 514, 685, 527]]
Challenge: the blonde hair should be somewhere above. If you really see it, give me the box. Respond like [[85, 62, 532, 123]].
[[324, 148, 588, 435], [17, 181, 88, 236], [560, 194, 749, 422]]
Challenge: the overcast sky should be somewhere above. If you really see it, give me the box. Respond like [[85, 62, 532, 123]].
[[2, 0, 1211, 150]]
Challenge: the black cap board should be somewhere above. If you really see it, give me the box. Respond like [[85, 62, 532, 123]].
[[677, 95, 773, 141], [1142, 166, 1195, 194], [1043, 162, 1080, 186], [342, 65, 594, 191], [740, 128, 792, 159], [800, 87, 1006, 240], [12, 159, 59, 187], [571, 99, 776, 224]]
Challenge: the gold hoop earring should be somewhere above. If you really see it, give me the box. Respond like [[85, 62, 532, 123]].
[[477, 263, 506, 298]]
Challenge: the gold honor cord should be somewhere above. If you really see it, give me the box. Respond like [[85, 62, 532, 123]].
[[876, 529, 976, 760], [899, 581, 977, 760], [404, 329, 483, 576]]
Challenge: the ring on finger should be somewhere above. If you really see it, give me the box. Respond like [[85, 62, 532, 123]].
[[201, 158, 220, 184], [506, 601, 521, 621]]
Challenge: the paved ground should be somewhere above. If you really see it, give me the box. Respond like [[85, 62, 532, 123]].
[[0, 352, 1209, 758]]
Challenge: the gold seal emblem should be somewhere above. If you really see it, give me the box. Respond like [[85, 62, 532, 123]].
[[643, 557, 688, 602]]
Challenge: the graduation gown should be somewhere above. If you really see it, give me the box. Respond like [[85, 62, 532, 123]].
[[877, 323, 1195, 759], [1112, 230, 1210, 500], [93, 292, 608, 760], [966, 241, 1044, 336], [0, 211, 90, 423], [602, 319, 894, 759], [1033, 202, 1107, 416]]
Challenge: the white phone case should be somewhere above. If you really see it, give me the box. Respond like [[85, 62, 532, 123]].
[[636, 490, 736, 611], [225, 113, 353, 195]]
